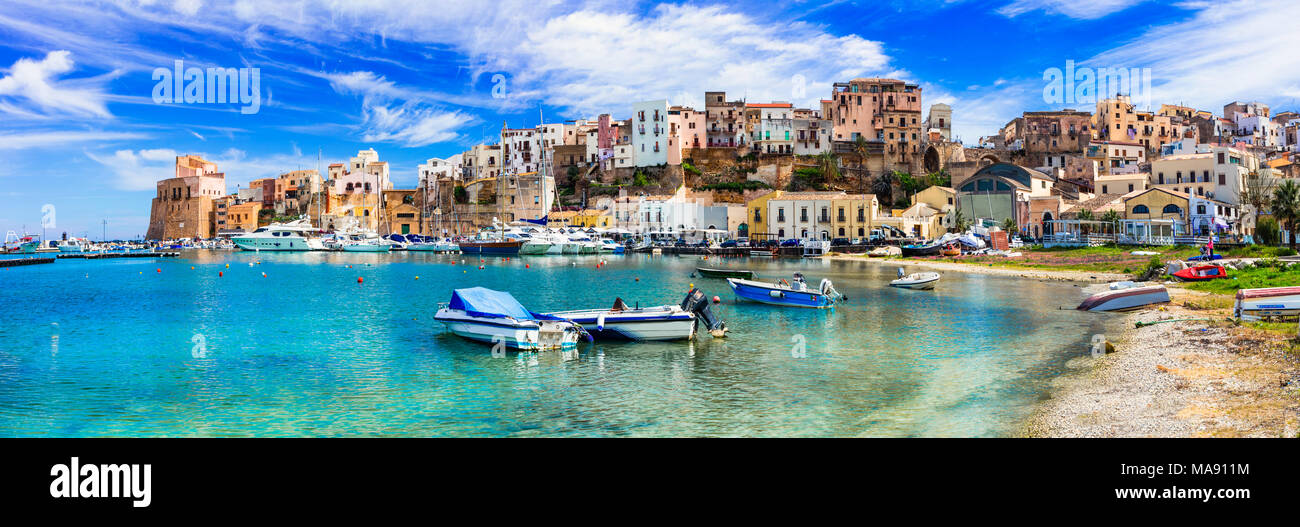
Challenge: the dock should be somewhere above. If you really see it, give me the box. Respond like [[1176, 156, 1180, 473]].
[[56, 252, 181, 259], [0, 257, 55, 267]]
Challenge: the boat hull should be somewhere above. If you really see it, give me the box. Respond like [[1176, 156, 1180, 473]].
[[517, 241, 552, 255], [1234, 286, 1300, 320], [697, 267, 755, 280], [232, 237, 313, 251], [901, 244, 941, 257], [342, 244, 392, 252], [545, 308, 696, 341], [1172, 264, 1227, 282], [727, 278, 835, 308], [459, 240, 523, 256], [890, 272, 941, 290], [1077, 285, 1171, 312], [434, 310, 579, 350]]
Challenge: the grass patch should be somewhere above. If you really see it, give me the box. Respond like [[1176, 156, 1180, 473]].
[[1183, 260, 1300, 295]]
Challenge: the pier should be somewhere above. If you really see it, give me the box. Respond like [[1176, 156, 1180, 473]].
[[0, 257, 55, 267], [55, 252, 180, 259]]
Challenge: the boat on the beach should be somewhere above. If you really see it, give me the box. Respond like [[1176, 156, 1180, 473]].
[[901, 241, 942, 257], [1077, 282, 1171, 312], [1233, 286, 1300, 321], [544, 289, 727, 341], [1187, 254, 1223, 262], [434, 287, 590, 350], [727, 273, 842, 308], [1172, 264, 1228, 282], [890, 270, 941, 290], [696, 267, 755, 280]]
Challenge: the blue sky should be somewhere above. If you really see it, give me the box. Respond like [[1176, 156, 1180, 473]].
[[2, 0, 1298, 239]]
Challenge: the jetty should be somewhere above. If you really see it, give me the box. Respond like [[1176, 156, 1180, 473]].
[[56, 252, 181, 259], [0, 257, 55, 268]]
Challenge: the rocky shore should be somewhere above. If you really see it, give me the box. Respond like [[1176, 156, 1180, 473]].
[[1022, 290, 1300, 438], [826, 253, 1131, 283]]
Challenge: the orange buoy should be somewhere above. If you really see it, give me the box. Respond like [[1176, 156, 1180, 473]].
[[219, 271, 223, 277], [712, 296, 721, 303], [415, 276, 420, 280], [478, 265, 484, 270], [156, 268, 161, 273], [525, 264, 530, 269], [634, 278, 639, 282], [358, 277, 364, 284]]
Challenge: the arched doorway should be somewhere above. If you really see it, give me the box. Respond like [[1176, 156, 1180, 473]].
[[923, 145, 941, 173], [1042, 211, 1054, 236]]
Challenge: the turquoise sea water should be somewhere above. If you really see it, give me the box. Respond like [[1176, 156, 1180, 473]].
[[0, 251, 1122, 437]]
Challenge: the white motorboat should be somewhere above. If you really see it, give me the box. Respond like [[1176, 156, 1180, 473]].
[[57, 238, 91, 253], [544, 290, 726, 341], [1233, 286, 1300, 320], [232, 221, 324, 251], [1077, 282, 1170, 312], [435, 287, 590, 350], [890, 269, 941, 290]]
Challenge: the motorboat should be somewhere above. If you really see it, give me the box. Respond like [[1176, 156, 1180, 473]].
[[1172, 264, 1227, 282], [544, 289, 727, 341], [503, 232, 552, 255], [1077, 282, 1171, 312], [459, 238, 524, 255], [696, 267, 755, 280], [565, 232, 602, 254], [600, 239, 625, 253], [727, 273, 842, 308], [342, 239, 393, 252], [434, 287, 590, 350], [57, 238, 91, 253], [407, 235, 460, 252], [890, 269, 941, 290], [232, 221, 324, 251], [1234, 287, 1300, 321]]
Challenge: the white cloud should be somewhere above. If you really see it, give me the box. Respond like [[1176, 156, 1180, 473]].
[[0, 130, 147, 150], [88, 145, 323, 191], [0, 50, 112, 118], [998, 0, 1146, 20], [86, 148, 178, 191], [324, 70, 480, 147]]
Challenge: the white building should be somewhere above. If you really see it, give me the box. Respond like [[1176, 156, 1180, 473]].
[[631, 100, 669, 167], [748, 103, 795, 155], [501, 125, 542, 176], [418, 157, 460, 190], [1149, 146, 1258, 205]]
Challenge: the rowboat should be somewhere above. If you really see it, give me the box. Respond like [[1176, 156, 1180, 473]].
[[434, 287, 589, 350], [1234, 287, 1300, 321], [1077, 283, 1171, 312], [890, 271, 941, 290], [696, 267, 755, 280], [727, 273, 842, 308], [544, 290, 727, 341], [901, 242, 942, 257], [1172, 264, 1227, 282]]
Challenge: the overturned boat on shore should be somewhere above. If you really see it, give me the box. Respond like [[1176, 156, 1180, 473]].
[[1234, 287, 1300, 321], [1077, 282, 1171, 312]]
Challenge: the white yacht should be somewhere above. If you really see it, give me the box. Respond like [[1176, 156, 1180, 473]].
[[232, 221, 324, 251], [57, 238, 91, 253]]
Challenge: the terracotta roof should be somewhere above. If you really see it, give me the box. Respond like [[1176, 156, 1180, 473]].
[[747, 103, 793, 108]]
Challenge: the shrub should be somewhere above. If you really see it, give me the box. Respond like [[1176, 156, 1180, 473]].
[[1256, 216, 1281, 246]]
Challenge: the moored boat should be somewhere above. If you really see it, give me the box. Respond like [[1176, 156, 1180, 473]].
[[232, 221, 323, 251], [1172, 264, 1227, 282], [696, 267, 756, 280], [1077, 283, 1171, 312], [901, 242, 942, 257], [890, 271, 941, 290], [434, 287, 590, 350], [1234, 286, 1300, 321], [727, 273, 842, 308], [545, 289, 727, 341], [459, 239, 524, 255]]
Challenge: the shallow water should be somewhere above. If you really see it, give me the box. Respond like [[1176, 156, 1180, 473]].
[[0, 251, 1124, 437]]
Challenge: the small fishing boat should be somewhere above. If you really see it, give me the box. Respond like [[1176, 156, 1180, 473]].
[[1234, 286, 1300, 321], [545, 289, 727, 341], [890, 269, 941, 290], [1187, 254, 1223, 262], [696, 267, 755, 280], [1172, 264, 1227, 282], [901, 241, 942, 257], [1077, 282, 1171, 312], [727, 273, 842, 308], [940, 244, 961, 257], [434, 287, 590, 350]]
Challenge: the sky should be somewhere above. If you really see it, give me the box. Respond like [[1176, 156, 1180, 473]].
[[3, 0, 1300, 239]]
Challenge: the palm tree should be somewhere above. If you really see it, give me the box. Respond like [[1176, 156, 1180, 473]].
[[1272, 179, 1300, 249], [1001, 217, 1017, 235], [1076, 208, 1094, 236], [1100, 209, 1122, 241], [816, 151, 839, 183], [952, 209, 970, 233]]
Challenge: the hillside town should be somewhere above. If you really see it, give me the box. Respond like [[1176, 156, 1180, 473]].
[[145, 78, 1299, 248]]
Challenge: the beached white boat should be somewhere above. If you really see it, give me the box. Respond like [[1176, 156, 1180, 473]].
[[890, 269, 941, 290], [1077, 282, 1171, 312], [1234, 286, 1300, 321], [544, 290, 726, 341], [435, 287, 589, 350]]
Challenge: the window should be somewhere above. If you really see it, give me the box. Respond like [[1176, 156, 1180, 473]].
[[1102, 185, 1108, 194], [1132, 204, 1149, 214], [1197, 205, 1206, 214], [754, 209, 762, 222], [1218, 173, 1226, 185], [1162, 204, 1181, 214], [777, 208, 785, 222]]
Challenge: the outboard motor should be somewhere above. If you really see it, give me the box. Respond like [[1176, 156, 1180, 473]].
[[681, 288, 727, 338], [820, 278, 845, 302]]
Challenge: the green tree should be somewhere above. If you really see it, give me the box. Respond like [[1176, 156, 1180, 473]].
[[872, 171, 898, 206], [952, 209, 971, 233], [1100, 209, 1122, 238], [1001, 217, 1017, 234], [1256, 216, 1281, 246], [1272, 179, 1300, 249], [816, 151, 839, 182]]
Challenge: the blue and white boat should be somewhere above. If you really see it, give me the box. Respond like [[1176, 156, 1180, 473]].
[[727, 273, 842, 308], [435, 287, 590, 350], [545, 290, 727, 341]]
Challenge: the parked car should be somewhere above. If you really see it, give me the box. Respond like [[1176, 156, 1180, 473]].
[[719, 240, 738, 248], [780, 239, 802, 247], [736, 237, 749, 247], [830, 238, 851, 247]]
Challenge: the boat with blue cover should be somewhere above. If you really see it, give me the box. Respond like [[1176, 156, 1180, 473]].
[[434, 287, 590, 350], [726, 273, 842, 308]]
